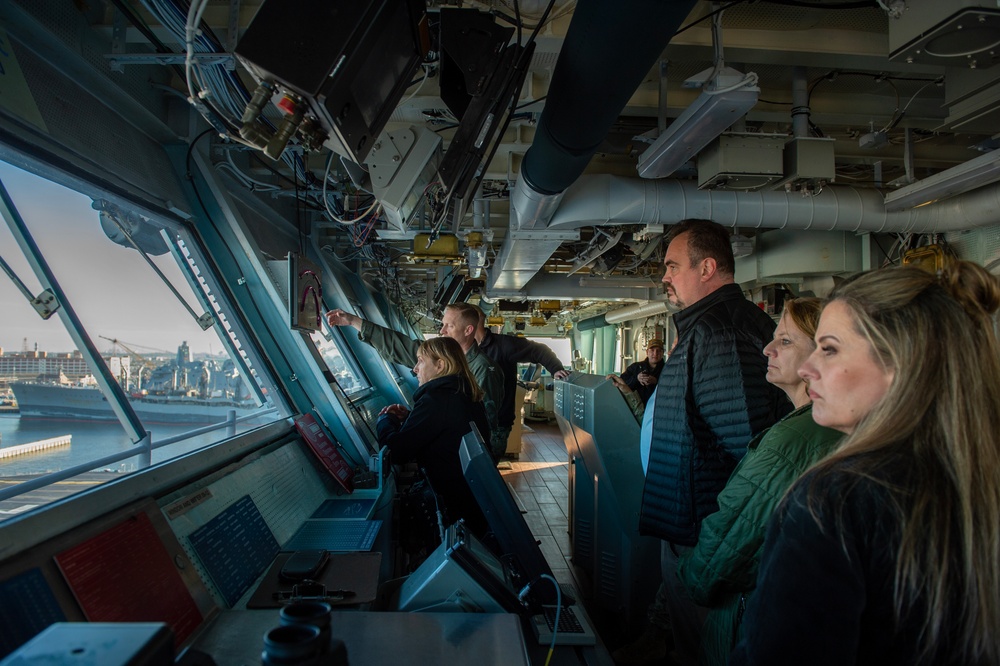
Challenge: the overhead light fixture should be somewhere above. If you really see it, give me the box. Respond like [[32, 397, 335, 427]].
[[883, 148, 1000, 211], [637, 67, 759, 179]]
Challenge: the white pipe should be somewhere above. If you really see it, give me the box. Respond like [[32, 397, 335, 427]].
[[546, 174, 1000, 233], [604, 300, 670, 324], [489, 172, 1000, 293]]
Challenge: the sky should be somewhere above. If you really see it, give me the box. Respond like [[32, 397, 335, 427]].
[[0, 161, 220, 356]]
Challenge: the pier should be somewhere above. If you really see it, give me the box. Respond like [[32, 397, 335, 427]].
[[0, 435, 71, 459]]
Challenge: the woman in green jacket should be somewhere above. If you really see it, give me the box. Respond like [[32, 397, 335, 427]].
[[675, 297, 843, 666]]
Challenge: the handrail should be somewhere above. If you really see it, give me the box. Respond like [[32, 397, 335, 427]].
[[0, 406, 280, 502]]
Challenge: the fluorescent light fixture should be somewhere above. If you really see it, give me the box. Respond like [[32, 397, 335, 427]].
[[884, 148, 1000, 211], [638, 67, 759, 179]]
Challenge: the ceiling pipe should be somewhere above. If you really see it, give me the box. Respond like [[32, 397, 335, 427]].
[[790, 66, 809, 139], [577, 300, 671, 332], [576, 314, 607, 331], [488, 174, 1000, 295], [546, 174, 1000, 233], [604, 300, 671, 324]]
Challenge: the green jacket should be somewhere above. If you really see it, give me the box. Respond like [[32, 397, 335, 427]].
[[677, 403, 842, 666], [358, 320, 504, 439]]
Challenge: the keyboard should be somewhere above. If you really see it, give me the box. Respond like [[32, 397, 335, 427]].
[[530, 605, 597, 646]]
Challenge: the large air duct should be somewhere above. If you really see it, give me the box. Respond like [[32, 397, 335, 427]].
[[543, 175, 1000, 233], [520, 0, 699, 197], [488, 174, 1000, 294]]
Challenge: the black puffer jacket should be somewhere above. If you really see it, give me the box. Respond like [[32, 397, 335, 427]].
[[377, 374, 490, 533], [639, 284, 790, 546]]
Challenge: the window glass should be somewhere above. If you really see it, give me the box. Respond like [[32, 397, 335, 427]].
[[526, 337, 571, 373], [0, 162, 288, 517], [308, 326, 371, 395]]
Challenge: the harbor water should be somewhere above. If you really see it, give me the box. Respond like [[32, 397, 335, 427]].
[[0, 413, 238, 477]]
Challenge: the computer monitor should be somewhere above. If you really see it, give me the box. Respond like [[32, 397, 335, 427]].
[[457, 427, 558, 607], [435, 9, 535, 230], [396, 521, 524, 613], [396, 522, 596, 646], [235, 0, 429, 165]]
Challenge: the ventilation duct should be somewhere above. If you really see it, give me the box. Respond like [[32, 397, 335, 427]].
[[487, 175, 1000, 295], [603, 301, 671, 324], [519, 0, 699, 196], [576, 314, 607, 331]]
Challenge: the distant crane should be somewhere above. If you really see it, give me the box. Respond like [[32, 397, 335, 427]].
[[98, 337, 167, 392]]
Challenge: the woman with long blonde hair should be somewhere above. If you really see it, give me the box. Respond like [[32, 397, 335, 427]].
[[731, 261, 1000, 665], [377, 336, 489, 535]]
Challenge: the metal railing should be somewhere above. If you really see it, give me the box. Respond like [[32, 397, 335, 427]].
[[0, 407, 279, 502]]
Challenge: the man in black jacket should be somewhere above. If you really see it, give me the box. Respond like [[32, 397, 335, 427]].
[[472, 306, 569, 459], [618, 337, 665, 406], [632, 219, 789, 666]]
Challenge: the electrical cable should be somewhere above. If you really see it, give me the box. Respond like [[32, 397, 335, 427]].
[[517, 574, 562, 666], [675, 0, 747, 36], [769, 0, 877, 7], [884, 78, 944, 132]]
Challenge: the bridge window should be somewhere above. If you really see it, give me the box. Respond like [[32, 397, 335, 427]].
[[308, 326, 371, 396], [0, 162, 290, 519]]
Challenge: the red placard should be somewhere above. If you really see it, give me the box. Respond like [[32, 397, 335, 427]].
[[295, 413, 355, 493], [54, 512, 203, 647]]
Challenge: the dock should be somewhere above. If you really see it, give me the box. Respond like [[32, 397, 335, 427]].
[[0, 435, 72, 459]]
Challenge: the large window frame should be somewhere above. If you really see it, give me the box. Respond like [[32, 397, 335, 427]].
[[0, 161, 292, 514]]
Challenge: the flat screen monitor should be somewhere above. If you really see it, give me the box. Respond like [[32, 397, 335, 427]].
[[457, 427, 558, 607], [235, 0, 428, 165], [436, 9, 534, 230]]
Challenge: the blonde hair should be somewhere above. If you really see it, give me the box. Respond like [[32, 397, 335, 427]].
[[417, 336, 484, 402], [809, 261, 1000, 664], [782, 296, 823, 340]]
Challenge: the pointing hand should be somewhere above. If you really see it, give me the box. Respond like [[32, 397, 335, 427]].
[[326, 309, 362, 330]]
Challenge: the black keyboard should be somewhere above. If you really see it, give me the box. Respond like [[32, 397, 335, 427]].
[[543, 605, 585, 633], [531, 605, 597, 646]]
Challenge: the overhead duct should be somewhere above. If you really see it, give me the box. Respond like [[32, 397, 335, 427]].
[[603, 301, 671, 324], [577, 301, 670, 332], [576, 314, 607, 332], [519, 0, 699, 198], [546, 174, 1000, 233], [487, 174, 1000, 295]]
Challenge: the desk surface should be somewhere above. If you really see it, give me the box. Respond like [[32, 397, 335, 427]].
[[190, 610, 531, 665]]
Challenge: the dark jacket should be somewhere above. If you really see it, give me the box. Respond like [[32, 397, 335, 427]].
[[477, 329, 566, 427], [676, 404, 842, 666], [376, 374, 490, 534], [730, 460, 956, 666], [639, 283, 790, 546], [360, 320, 504, 440], [620, 358, 664, 406]]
